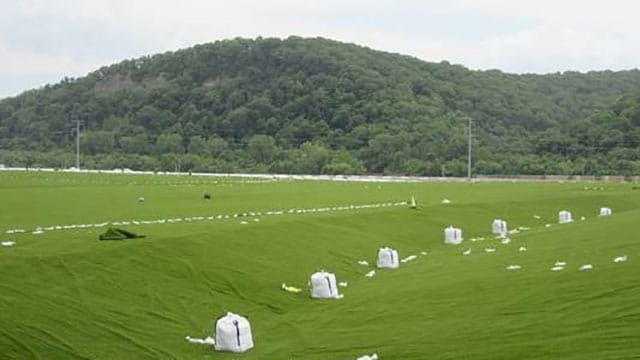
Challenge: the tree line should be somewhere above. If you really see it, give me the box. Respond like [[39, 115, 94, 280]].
[[1, 36, 640, 175]]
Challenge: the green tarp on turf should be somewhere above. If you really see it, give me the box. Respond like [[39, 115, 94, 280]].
[[99, 227, 146, 241]]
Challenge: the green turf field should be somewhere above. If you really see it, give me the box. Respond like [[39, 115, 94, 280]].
[[0, 171, 638, 359]]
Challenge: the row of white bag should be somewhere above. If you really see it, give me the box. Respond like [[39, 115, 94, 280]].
[[210, 207, 615, 353], [207, 247, 397, 353], [311, 247, 399, 299], [445, 207, 613, 245]]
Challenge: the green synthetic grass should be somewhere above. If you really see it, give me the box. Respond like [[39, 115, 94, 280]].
[[0, 171, 638, 359]]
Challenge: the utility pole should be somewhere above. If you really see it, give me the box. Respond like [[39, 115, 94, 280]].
[[76, 119, 80, 170], [467, 117, 473, 181], [71, 118, 82, 170]]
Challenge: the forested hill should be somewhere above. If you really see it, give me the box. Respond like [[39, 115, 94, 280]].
[[2, 36, 640, 176]]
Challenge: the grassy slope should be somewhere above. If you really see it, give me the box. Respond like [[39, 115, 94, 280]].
[[0, 172, 638, 359]]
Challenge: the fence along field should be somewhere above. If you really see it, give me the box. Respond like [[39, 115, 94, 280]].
[[0, 171, 638, 359]]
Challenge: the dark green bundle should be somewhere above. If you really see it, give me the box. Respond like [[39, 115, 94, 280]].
[[99, 227, 146, 241]]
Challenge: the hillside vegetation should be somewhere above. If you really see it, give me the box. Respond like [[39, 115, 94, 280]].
[[1, 36, 640, 175]]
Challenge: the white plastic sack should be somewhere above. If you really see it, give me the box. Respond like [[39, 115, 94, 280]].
[[599, 207, 612, 216], [377, 247, 399, 269], [214, 312, 254, 353], [310, 271, 341, 299], [558, 210, 573, 224], [356, 353, 379, 360], [491, 219, 508, 237], [444, 226, 462, 245]]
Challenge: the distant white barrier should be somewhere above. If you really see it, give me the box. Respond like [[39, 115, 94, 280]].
[[2, 167, 636, 183]]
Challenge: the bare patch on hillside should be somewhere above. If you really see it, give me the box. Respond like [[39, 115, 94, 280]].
[[203, 78, 221, 88], [95, 74, 136, 92]]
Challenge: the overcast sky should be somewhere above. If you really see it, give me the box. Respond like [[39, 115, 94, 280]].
[[1, 0, 639, 99]]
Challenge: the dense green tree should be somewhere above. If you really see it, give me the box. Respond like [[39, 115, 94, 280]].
[[2, 37, 640, 175], [119, 134, 149, 154], [188, 135, 209, 156], [206, 136, 230, 159], [247, 135, 278, 164], [155, 133, 183, 154], [82, 130, 116, 155]]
